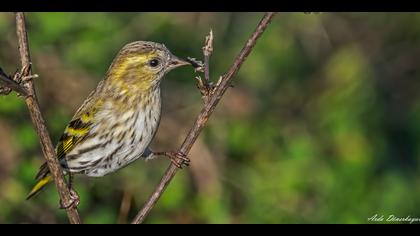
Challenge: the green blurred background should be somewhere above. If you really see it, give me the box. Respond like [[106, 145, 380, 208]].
[[0, 12, 419, 223]]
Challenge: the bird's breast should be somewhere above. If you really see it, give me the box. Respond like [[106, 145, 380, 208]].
[[66, 89, 162, 177]]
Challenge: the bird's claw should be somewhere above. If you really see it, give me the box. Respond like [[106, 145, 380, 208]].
[[59, 189, 80, 209], [159, 151, 190, 169]]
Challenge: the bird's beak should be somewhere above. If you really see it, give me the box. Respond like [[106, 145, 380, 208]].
[[168, 55, 190, 69]]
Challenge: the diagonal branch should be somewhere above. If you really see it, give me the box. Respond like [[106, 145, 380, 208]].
[[132, 12, 277, 224], [15, 12, 81, 224]]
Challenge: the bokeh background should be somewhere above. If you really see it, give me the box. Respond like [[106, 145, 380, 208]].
[[0, 12, 420, 224]]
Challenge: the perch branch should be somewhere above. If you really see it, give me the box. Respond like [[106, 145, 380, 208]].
[[132, 12, 277, 224], [15, 12, 81, 224]]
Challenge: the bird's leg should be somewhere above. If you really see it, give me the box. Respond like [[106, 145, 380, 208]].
[[153, 151, 190, 169], [58, 173, 80, 209], [68, 172, 74, 190]]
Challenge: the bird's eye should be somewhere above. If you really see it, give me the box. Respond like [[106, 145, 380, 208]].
[[149, 59, 160, 68]]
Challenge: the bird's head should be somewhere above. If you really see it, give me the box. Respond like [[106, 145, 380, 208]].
[[106, 41, 190, 90]]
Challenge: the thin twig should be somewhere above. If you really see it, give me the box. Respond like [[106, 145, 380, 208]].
[[132, 12, 277, 224], [189, 30, 215, 103], [15, 12, 81, 224], [0, 68, 28, 96], [203, 29, 213, 86]]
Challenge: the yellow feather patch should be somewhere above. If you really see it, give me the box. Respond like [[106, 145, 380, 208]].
[[56, 115, 93, 159], [81, 112, 93, 123], [66, 127, 89, 136], [62, 136, 74, 153], [112, 53, 159, 80], [26, 175, 53, 199]]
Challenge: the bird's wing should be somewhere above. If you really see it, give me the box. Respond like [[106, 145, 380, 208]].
[[34, 111, 95, 180], [35, 81, 105, 180], [56, 115, 94, 161], [57, 81, 108, 162]]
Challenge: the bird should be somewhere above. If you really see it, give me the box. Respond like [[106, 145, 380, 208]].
[[26, 41, 191, 205]]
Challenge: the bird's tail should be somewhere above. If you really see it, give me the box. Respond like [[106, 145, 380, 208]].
[[26, 173, 53, 200]]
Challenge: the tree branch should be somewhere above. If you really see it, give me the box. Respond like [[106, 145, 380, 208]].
[[15, 12, 81, 224], [132, 12, 277, 224]]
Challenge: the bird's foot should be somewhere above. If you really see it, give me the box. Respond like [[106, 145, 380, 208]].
[[59, 188, 80, 209], [155, 151, 190, 169]]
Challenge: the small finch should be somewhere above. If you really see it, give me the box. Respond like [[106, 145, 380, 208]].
[[27, 41, 191, 203]]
